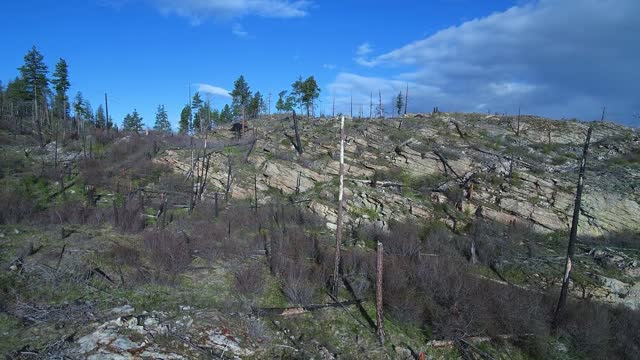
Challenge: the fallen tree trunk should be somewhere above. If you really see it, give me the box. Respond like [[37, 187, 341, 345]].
[[254, 300, 362, 316], [427, 334, 533, 348]]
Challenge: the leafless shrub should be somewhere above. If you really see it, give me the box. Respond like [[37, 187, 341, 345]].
[[341, 248, 374, 298], [43, 200, 109, 226], [383, 258, 426, 325], [378, 220, 422, 259], [558, 301, 611, 359], [110, 243, 141, 268], [244, 317, 271, 341], [113, 194, 146, 233], [79, 135, 167, 190], [581, 230, 640, 250], [282, 262, 319, 305], [0, 188, 37, 224], [234, 262, 265, 297], [142, 229, 191, 276], [610, 304, 640, 359], [445, 185, 464, 205]]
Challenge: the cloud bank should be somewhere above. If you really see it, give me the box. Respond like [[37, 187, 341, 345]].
[[151, 0, 311, 23], [331, 0, 640, 124]]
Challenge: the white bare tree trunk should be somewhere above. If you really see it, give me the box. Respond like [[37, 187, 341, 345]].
[[332, 115, 345, 296]]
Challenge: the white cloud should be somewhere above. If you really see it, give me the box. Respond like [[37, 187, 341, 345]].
[[356, 42, 372, 57], [322, 63, 336, 70], [333, 0, 640, 124], [151, 0, 311, 23], [194, 83, 232, 98], [232, 23, 249, 37], [354, 42, 375, 67]]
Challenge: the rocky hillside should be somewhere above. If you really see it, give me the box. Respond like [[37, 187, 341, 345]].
[[1, 112, 639, 359], [169, 113, 640, 237]]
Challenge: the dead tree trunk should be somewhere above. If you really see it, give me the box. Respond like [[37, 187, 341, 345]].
[[350, 94, 353, 118], [515, 106, 521, 137], [225, 156, 233, 203], [105, 93, 110, 131], [332, 115, 346, 296], [552, 126, 593, 330], [214, 192, 219, 218], [404, 83, 408, 115], [242, 106, 246, 136], [293, 110, 303, 155], [376, 241, 385, 345], [189, 137, 196, 213], [34, 84, 44, 147], [332, 96, 335, 118], [254, 174, 258, 213]]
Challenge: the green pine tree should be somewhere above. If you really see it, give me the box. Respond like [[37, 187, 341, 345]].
[[154, 104, 172, 133], [122, 109, 143, 132], [18, 46, 48, 102], [211, 108, 220, 127], [291, 76, 320, 118], [191, 92, 203, 132], [396, 91, 404, 116], [73, 92, 85, 122], [179, 105, 191, 134], [51, 58, 70, 121], [220, 104, 233, 124], [230, 75, 252, 127], [248, 91, 264, 119], [5, 77, 28, 106], [95, 105, 106, 128]]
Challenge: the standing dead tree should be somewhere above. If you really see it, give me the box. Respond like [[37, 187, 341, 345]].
[[350, 93, 353, 118], [404, 83, 408, 115], [332, 115, 346, 296], [375, 241, 385, 345], [369, 92, 373, 120], [376, 90, 384, 118], [293, 110, 303, 155], [509, 106, 527, 136], [224, 155, 233, 203], [552, 125, 593, 330], [254, 174, 258, 213], [332, 95, 335, 118]]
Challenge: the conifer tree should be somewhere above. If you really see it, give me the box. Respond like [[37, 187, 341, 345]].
[[230, 75, 252, 131], [122, 109, 143, 132], [396, 91, 404, 116], [18, 46, 48, 102], [51, 58, 70, 121], [291, 76, 320, 118], [220, 104, 233, 124], [179, 105, 191, 134], [154, 104, 171, 133], [95, 105, 106, 128], [191, 92, 203, 132]]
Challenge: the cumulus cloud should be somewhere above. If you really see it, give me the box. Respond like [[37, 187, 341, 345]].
[[323, 63, 336, 70], [151, 0, 311, 23], [354, 42, 376, 67], [337, 0, 640, 124], [194, 83, 232, 98], [232, 23, 249, 37]]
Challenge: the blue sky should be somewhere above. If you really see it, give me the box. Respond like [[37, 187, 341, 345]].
[[1, 0, 638, 128]]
